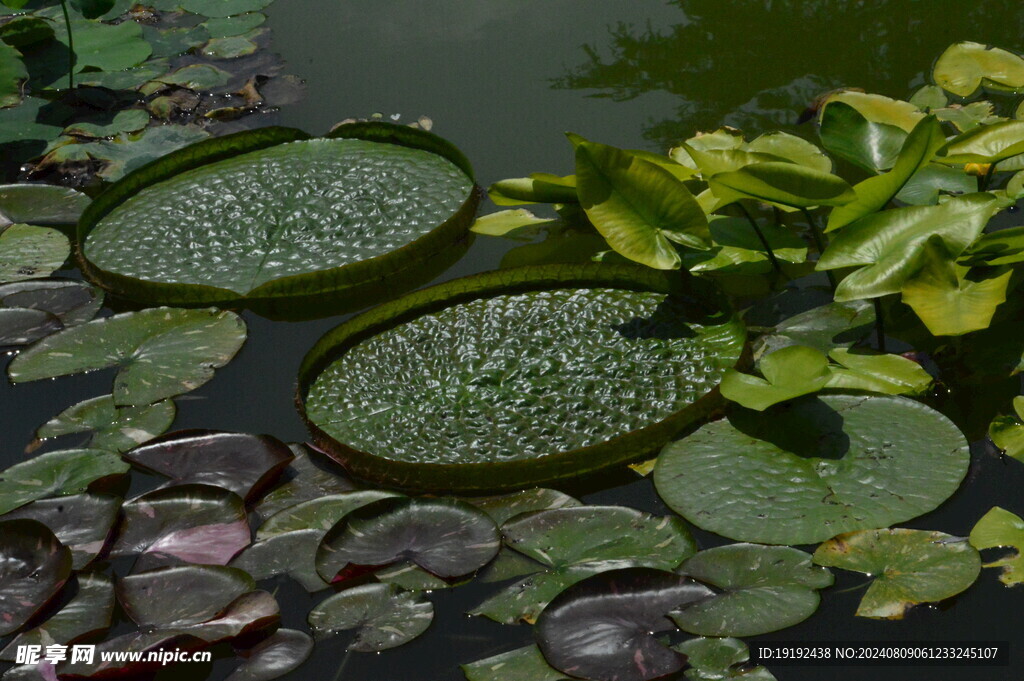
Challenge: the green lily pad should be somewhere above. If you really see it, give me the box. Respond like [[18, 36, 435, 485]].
[[142, 25, 208, 59], [117, 565, 254, 628], [203, 13, 266, 38], [0, 573, 114, 661], [681, 215, 807, 275], [471, 209, 553, 236], [64, 19, 151, 72], [202, 34, 258, 59], [79, 123, 477, 308], [488, 173, 578, 206], [226, 628, 313, 681], [654, 394, 969, 545], [755, 300, 874, 357], [8, 307, 247, 407], [0, 15, 54, 50], [307, 583, 433, 651], [0, 448, 128, 515], [123, 430, 293, 502], [671, 544, 833, 637], [673, 638, 776, 681], [472, 506, 697, 624], [0, 224, 69, 283], [253, 443, 357, 522], [0, 40, 26, 109], [819, 101, 909, 173], [316, 497, 500, 583], [933, 42, 1024, 97], [257, 490, 401, 538], [813, 528, 980, 619], [0, 96, 65, 148], [0, 184, 89, 226], [937, 120, 1024, 165], [707, 162, 855, 210], [988, 396, 1024, 461], [570, 134, 710, 269], [63, 109, 150, 139], [110, 484, 250, 570], [0, 493, 119, 568], [177, 0, 273, 17], [969, 506, 1024, 585], [0, 519, 72, 636], [720, 345, 831, 411], [824, 348, 932, 395], [462, 645, 572, 681], [468, 488, 581, 526], [301, 264, 744, 492], [0, 279, 102, 340], [37, 396, 175, 453]]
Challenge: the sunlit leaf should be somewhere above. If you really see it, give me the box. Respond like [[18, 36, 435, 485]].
[[38, 396, 175, 453], [719, 345, 831, 411], [933, 41, 1024, 97], [471, 209, 553, 236], [987, 396, 1024, 462], [937, 119, 1024, 165], [0, 224, 69, 283], [707, 162, 855, 209], [673, 637, 776, 681], [969, 506, 1024, 586], [0, 448, 128, 515]]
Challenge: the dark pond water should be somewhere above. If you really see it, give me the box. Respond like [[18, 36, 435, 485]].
[[5, 1, 1024, 680]]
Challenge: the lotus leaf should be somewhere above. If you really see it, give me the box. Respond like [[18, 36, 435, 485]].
[[0, 493, 119, 568], [673, 638, 776, 681], [0, 224, 69, 283], [307, 583, 433, 650], [301, 265, 744, 491], [535, 567, 714, 681], [655, 394, 969, 544], [671, 544, 833, 637], [472, 506, 697, 624], [969, 506, 1024, 585], [933, 42, 1024, 97], [8, 307, 247, 406], [80, 124, 477, 307], [813, 528, 980, 619], [226, 628, 313, 681], [988, 396, 1024, 461], [0, 519, 71, 636], [462, 645, 571, 681], [38, 396, 175, 453], [0, 448, 128, 515]]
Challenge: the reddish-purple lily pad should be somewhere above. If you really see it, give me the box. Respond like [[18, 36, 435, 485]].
[[109, 484, 250, 571], [123, 430, 294, 502], [315, 497, 500, 584], [227, 628, 314, 681], [117, 565, 256, 628], [535, 567, 715, 681], [0, 519, 73, 636], [0, 494, 120, 569]]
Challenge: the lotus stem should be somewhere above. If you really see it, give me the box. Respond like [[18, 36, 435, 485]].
[[737, 203, 784, 278], [873, 297, 887, 353], [801, 208, 837, 292], [59, 0, 74, 90]]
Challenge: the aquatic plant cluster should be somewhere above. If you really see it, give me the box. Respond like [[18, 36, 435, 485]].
[[3, 35, 1024, 681]]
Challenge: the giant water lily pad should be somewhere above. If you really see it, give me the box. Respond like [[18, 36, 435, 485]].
[[8, 307, 246, 406], [472, 506, 697, 624], [969, 506, 1024, 586], [535, 567, 714, 681], [307, 583, 432, 650], [0, 572, 114, 661], [0, 519, 72, 636], [671, 544, 833, 637], [813, 528, 980, 619], [654, 394, 969, 545], [316, 497, 500, 583], [78, 123, 478, 308], [300, 264, 744, 491], [38, 396, 175, 453], [0, 493, 119, 568], [110, 484, 250, 570], [0, 448, 128, 515], [124, 430, 293, 501]]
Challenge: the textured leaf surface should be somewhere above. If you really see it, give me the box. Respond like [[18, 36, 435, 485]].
[[84, 138, 472, 295], [8, 307, 246, 406], [0, 448, 128, 515], [0, 520, 71, 636], [38, 396, 175, 453], [671, 544, 833, 637], [307, 583, 432, 651], [813, 529, 980, 619], [655, 395, 969, 544], [0, 224, 69, 283], [969, 506, 1024, 586], [0, 493, 119, 568]]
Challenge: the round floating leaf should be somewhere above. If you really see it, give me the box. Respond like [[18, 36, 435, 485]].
[[64, 19, 151, 72], [569, 134, 710, 269], [471, 209, 553, 236], [316, 497, 499, 583], [969, 506, 1024, 586], [473, 506, 696, 624], [79, 123, 477, 308], [170, 590, 279, 643], [110, 484, 250, 569], [203, 13, 266, 39], [0, 40, 25, 109], [755, 300, 874, 357], [57, 630, 207, 679], [0, 224, 69, 283], [655, 394, 969, 545], [8, 307, 247, 407], [226, 628, 313, 681], [0, 519, 72, 636], [462, 644, 572, 681], [231, 530, 327, 592], [257, 491, 401, 539], [124, 430, 293, 502], [813, 528, 981, 619], [37, 396, 175, 453], [253, 443, 357, 522], [720, 345, 831, 411], [535, 567, 714, 681], [0, 573, 114, 661], [307, 583, 432, 651], [0, 494, 119, 568], [468, 488, 581, 526], [202, 34, 258, 59], [301, 264, 745, 492], [0, 308, 60, 346], [673, 637, 775, 681], [0, 279, 103, 327], [0, 448, 128, 515], [0, 184, 89, 226], [933, 42, 1024, 97], [117, 565, 254, 628], [671, 544, 833, 637]]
